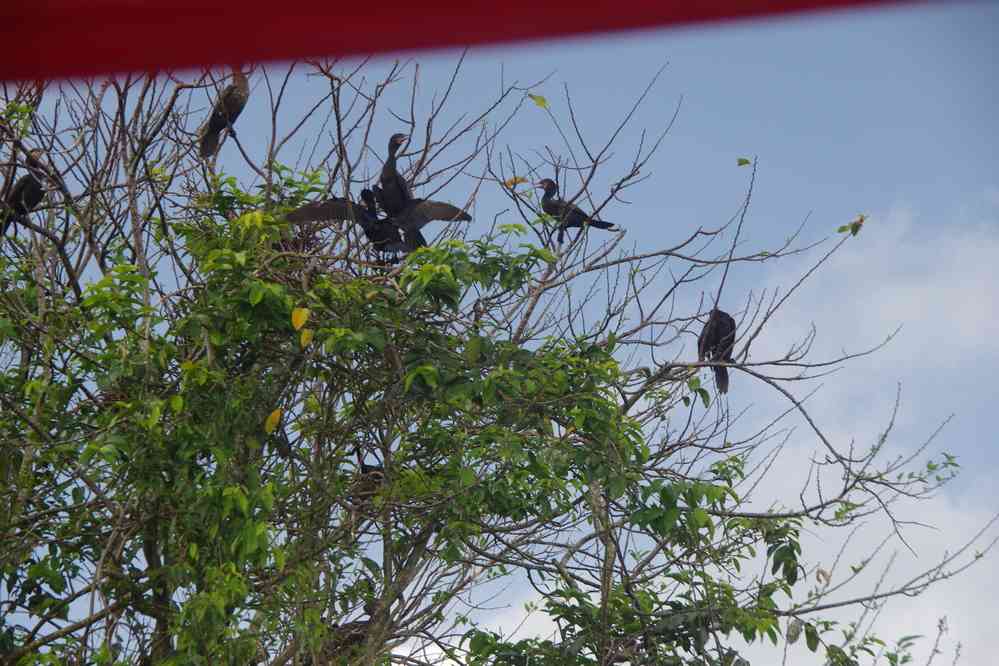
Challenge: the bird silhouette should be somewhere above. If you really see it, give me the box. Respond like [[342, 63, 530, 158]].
[[698, 308, 736, 394], [199, 66, 250, 158], [535, 178, 619, 244], [2, 149, 47, 237], [374, 133, 412, 216]]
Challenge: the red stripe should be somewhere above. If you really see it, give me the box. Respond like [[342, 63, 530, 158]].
[[1, 0, 908, 81]]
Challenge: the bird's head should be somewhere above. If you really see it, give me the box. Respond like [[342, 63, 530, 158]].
[[388, 133, 408, 152], [360, 188, 377, 207], [535, 178, 557, 195]]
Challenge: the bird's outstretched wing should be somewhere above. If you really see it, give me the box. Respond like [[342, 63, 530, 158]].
[[395, 199, 471, 231], [286, 198, 366, 225]]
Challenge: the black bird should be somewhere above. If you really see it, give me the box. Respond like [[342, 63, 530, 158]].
[[2, 150, 46, 237], [383, 198, 472, 251], [698, 308, 737, 394], [286, 188, 407, 261], [199, 67, 250, 159], [535, 178, 620, 244], [375, 133, 412, 215]]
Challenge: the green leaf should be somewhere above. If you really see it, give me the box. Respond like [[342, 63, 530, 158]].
[[361, 557, 381, 579], [528, 93, 549, 110], [459, 467, 477, 488], [805, 623, 820, 652], [274, 547, 286, 572], [697, 388, 711, 409], [403, 365, 439, 393], [787, 618, 803, 644], [249, 281, 265, 305], [737, 157, 751, 167], [465, 336, 483, 364], [364, 327, 386, 351], [838, 214, 867, 236]]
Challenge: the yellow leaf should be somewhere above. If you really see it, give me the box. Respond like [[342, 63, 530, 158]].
[[236, 209, 265, 228], [264, 408, 282, 434], [504, 176, 528, 188], [527, 93, 548, 110], [291, 307, 310, 331], [300, 328, 314, 349]]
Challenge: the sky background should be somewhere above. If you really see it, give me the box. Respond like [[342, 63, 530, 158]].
[[167, 0, 999, 662], [352, 2, 998, 662]]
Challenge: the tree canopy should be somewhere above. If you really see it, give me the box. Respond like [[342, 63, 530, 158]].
[[0, 59, 989, 666]]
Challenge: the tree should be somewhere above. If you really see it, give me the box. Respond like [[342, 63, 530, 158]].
[[0, 58, 992, 666]]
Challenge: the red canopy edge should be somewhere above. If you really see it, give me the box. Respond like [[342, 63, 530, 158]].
[[0, 0, 907, 81]]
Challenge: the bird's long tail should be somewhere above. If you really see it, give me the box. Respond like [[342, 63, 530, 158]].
[[589, 220, 619, 231], [199, 130, 221, 159], [713, 365, 730, 395], [404, 229, 427, 251]]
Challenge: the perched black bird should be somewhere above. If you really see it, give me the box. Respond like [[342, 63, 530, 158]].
[[199, 67, 250, 159], [698, 308, 737, 394], [286, 188, 407, 261], [375, 133, 412, 215], [2, 150, 47, 237], [384, 198, 471, 251], [535, 178, 620, 244]]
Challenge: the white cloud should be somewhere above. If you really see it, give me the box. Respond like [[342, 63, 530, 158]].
[[753, 203, 999, 372]]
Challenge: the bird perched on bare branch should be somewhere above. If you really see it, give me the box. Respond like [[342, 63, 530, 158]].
[[374, 133, 412, 215], [535, 177, 619, 244], [199, 66, 250, 159], [698, 308, 736, 394], [1, 149, 47, 237]]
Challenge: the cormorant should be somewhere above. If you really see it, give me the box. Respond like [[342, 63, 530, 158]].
[[1, 150, 47, 237], [383, 197, 471, 251], [199, 67, 250, 159], [286, 188, 407, 261], [535, 178, 620, 244], [698, 308, 736, 394], [375, 133, 412, 215]]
